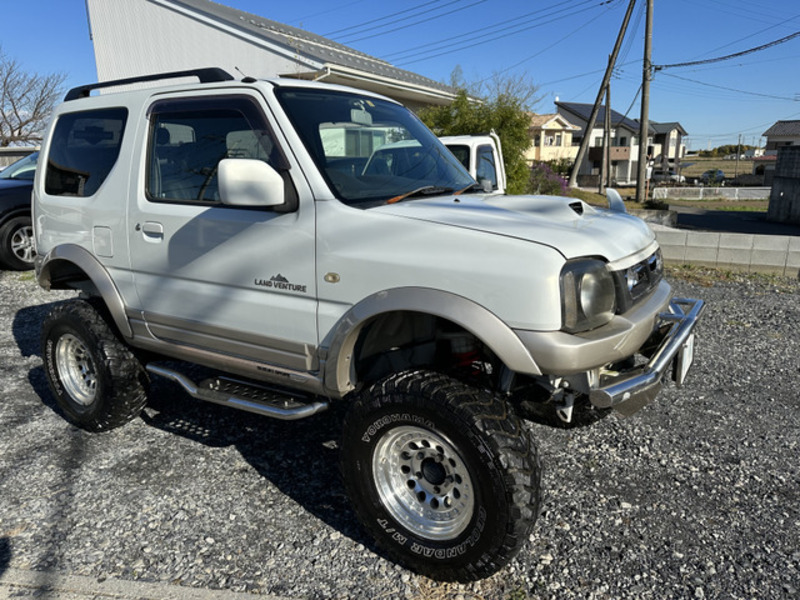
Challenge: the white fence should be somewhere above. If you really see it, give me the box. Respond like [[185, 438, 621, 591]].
[[652, 187, 771, 201]]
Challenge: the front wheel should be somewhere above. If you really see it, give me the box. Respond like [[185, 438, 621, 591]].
[[41, 299, 149, 431], [0, 215, 35, 270], [340, 370, 542, 581]]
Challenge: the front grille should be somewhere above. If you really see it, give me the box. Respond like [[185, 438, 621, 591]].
[[612, 249, 664, 313]]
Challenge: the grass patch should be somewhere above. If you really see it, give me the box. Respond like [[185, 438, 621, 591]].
[[681, 157, 754, 179], [568, 188, 652, 210], [667, 199, 768, 213]]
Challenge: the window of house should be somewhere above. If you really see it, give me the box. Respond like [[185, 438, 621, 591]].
[[555, 133, 562, 146], [594, 136, 603, 147], [45, 107, 128, 197], [146, 95, 285, 204]]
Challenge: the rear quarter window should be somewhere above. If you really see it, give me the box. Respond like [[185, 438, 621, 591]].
[[45, 107, 128, 197]]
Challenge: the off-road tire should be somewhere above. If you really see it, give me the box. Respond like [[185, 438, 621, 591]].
[[340, 369, 542, 582], [0, 215, 35, 270], [41, 299, 149, 432]]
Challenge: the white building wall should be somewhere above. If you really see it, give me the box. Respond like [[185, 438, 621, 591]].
[[86, 0, 319, 83]]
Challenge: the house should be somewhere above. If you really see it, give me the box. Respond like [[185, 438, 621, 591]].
[[555, 101, 688, 185], [758, 120, 800, 184], [84, 0, 457, 110], [763, 120, 800, 153], [650, 122, 687, 172], [525, 113, 579, 163], [556, 101, 650, 185]]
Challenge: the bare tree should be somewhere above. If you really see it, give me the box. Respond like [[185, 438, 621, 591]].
[[448, 66, 543, 111], [0, 48, 65, 147]]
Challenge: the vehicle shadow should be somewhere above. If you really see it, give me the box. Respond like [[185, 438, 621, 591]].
[[0, 537, 10, 577], [12, 302, 60, 359], [139, 372, 384, 557], [12, 303, 388, 566]]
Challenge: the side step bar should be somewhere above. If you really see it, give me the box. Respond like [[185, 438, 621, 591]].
[[146, 365, 329, 420]]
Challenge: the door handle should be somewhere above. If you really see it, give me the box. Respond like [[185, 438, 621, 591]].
[[139, 221, 164, 241]]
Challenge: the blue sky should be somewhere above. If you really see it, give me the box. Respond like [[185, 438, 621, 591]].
[[2, 0, 799, 149]]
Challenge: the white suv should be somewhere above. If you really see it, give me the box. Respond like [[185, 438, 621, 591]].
[[33, 69, 703, 582]]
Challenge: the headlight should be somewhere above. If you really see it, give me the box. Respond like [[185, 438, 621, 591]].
[[560, 259, 616, 333]]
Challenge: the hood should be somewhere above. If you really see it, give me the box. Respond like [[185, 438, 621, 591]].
[[0, 178, 33, 206], [0, 178, 33, 192], [370, 194, 655, 262]]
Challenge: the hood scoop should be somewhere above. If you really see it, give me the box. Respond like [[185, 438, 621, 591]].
[[568, 201, 584, 215]]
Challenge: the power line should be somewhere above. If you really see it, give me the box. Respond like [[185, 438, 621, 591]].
[[655, 30, 800, 70], [479, 8, 606, 82], [323, 0, 446, 37], [660, 72, 798, 102], [383, 0, 603, 62], [340, 1, 488, 44], [394, 0, 617, 66], [695, 12, 800, 58], [288, 0, 370, 26]]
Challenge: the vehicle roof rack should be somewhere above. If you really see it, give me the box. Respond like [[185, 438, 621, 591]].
[[64, 68, 235, 102]]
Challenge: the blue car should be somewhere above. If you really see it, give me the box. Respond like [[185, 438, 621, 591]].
[[0, 152, 37, 270]]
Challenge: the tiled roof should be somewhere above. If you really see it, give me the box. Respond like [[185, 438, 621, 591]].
[[555, 101, 645, 133], [528, 113, 578, 129], [763, 120, 800, 137], [168, 0, 454, 94], [651, 121, 688, 136]]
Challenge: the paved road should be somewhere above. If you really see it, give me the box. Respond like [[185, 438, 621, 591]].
[[670, 206, 800, 237]]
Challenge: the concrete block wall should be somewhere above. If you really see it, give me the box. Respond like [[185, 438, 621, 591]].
[[653, 228, 800, 277], [768, 146, 800, 225]]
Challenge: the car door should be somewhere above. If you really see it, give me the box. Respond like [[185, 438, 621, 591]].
[[127, 92, 318, 372]]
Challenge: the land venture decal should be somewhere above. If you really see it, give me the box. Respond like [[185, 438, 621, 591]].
[[255, 274, 307, 294]]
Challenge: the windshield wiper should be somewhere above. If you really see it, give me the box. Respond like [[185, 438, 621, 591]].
[[454, 182, 487, 195], [386, 186, 453, 205]]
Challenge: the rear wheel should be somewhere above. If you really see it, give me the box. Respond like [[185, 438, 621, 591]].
[[340, 369, 542, 581], [42, 299, 149, 431], [0, 216, 35, 270]]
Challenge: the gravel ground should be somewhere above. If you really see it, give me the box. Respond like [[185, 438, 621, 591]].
[[0, 268, 798, 600]]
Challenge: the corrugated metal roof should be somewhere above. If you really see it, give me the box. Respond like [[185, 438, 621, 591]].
[[763, 120, 800, 137], [166, 0, 454, 95]]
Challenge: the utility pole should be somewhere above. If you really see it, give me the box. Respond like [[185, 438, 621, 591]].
[[567, 0, 638, 189], [599, 82, 609, 194], [605, 82, 612, 189], [735, 133, 742, 179], [635, 0, 654, 203]]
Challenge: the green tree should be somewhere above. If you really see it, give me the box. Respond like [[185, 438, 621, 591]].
[[418, 70, 539, 195]]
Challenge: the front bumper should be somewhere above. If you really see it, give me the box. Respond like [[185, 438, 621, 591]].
[[589, 297, 705, 416]]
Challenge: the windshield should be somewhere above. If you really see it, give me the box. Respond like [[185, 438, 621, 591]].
[[0, 152, 38, 180], [275, 88, 474, 206]]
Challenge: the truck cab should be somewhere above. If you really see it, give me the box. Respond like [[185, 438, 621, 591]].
[[439, 132, 506, 194]]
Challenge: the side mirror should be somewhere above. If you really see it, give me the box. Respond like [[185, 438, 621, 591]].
[[605, 188, 627, 213], [218, 158, 285, 207]]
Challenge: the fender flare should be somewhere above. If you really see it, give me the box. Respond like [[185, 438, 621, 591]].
[[37, 244, 133, 339], [322, 287, 543, 396]]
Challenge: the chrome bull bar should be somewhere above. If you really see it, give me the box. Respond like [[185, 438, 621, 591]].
[[589, 297, 705, 416]]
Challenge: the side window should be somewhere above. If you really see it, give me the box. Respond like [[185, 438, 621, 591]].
[[476, 145, 498, 190], [45, 108, 128, 197], [147, 96, 284, 204], [445, 145, 470, 171]]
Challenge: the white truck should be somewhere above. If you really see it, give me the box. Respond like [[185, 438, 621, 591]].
[[439, 132, 506, 194], [32, 69, 703, 582]]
